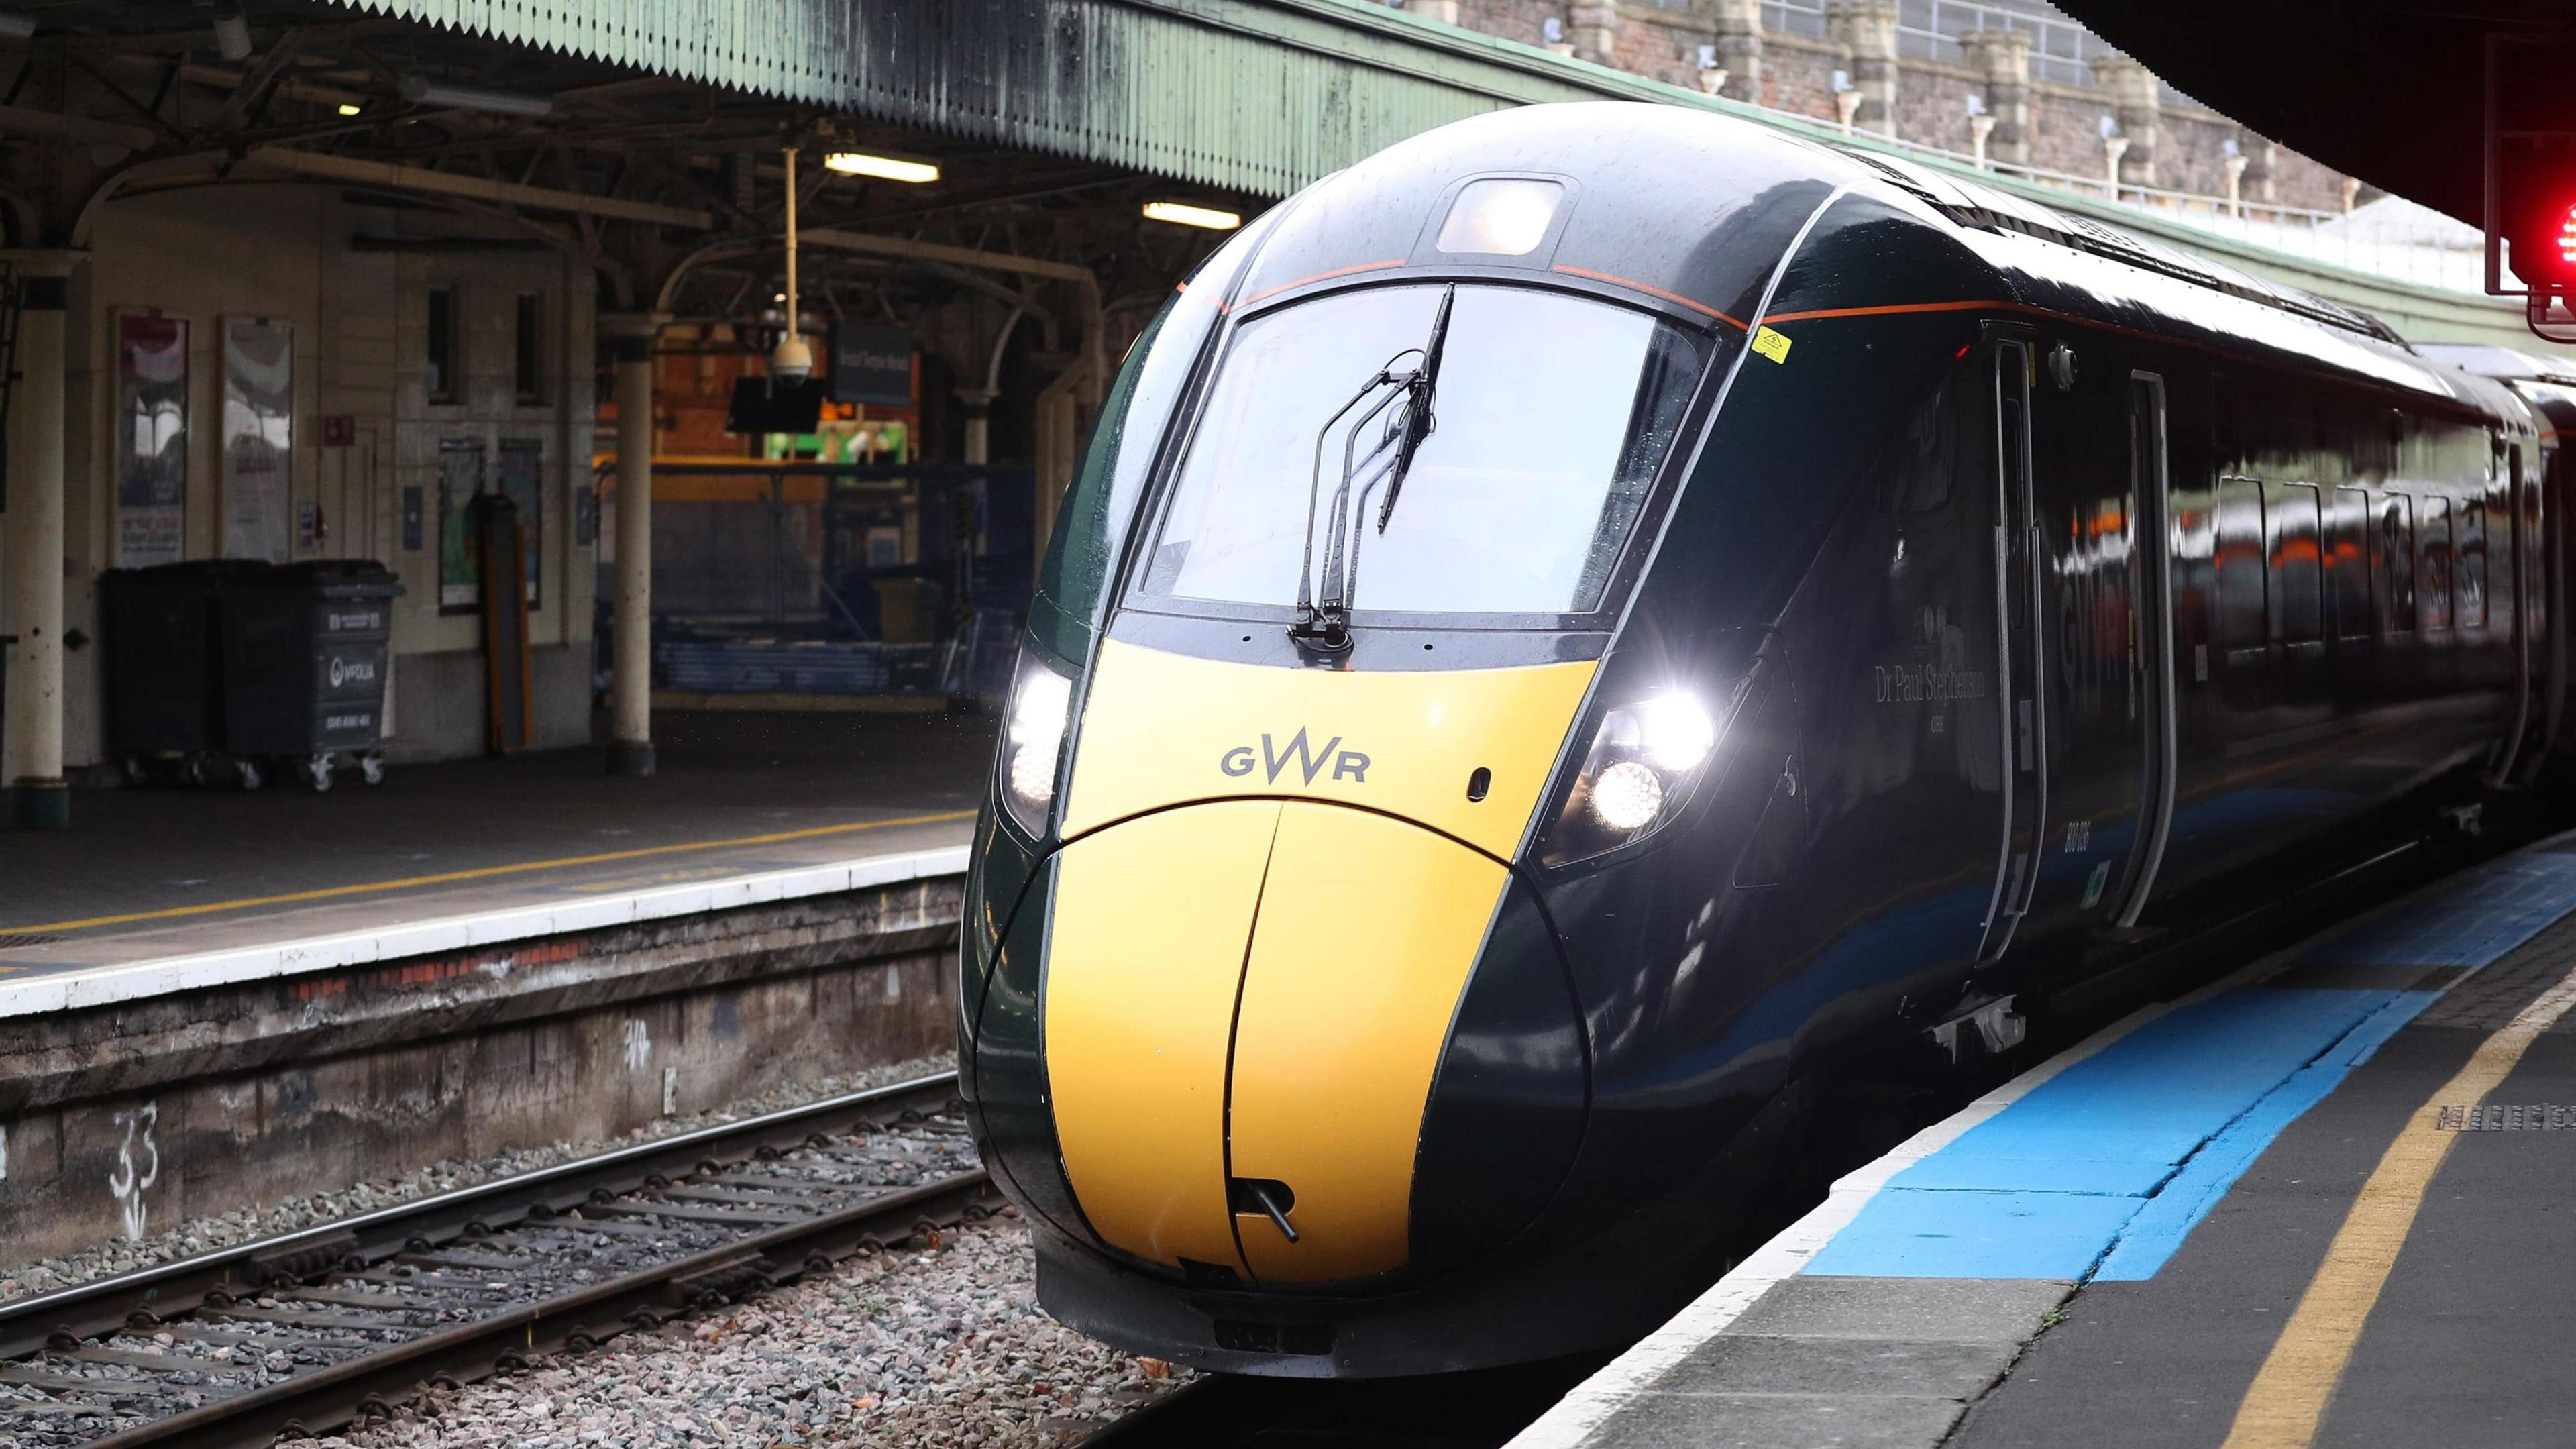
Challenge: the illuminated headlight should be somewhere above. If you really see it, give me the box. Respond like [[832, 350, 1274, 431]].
[[1589, 760, 1665, 831], [1000, 649, 1075, 837], [1542, 691, 1723, 867]]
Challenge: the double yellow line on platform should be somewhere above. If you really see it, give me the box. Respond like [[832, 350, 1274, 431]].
[[9, 810, 975, 936], [2222, 960, 2576, 1448]]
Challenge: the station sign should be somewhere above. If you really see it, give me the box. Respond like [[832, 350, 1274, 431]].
[[831, 323, 915, 407]]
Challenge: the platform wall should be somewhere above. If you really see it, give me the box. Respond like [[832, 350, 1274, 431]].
[[26, 184, 596, 771], [0, 877, 962, 1265]]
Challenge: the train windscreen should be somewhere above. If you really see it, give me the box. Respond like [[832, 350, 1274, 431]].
[[1137, 284, 1703, 619]]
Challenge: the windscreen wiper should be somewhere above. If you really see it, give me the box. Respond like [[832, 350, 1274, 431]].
[[1289, 286, 1455, 655], [1290, 356, 1417, 652], [1345, 286, 1452, 611]]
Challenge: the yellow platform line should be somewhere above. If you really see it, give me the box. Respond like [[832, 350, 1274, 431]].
[[2221, 959, 2576, 1449], [8, 810, 976, 936]]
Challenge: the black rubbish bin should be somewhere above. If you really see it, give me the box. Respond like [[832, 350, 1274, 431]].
[[99, 560, 267, 782], [219, 560, 403, 791]]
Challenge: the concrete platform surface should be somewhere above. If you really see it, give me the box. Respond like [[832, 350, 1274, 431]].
[[0, 710, 990, 1006], [1513, 837, 2576, 1449]]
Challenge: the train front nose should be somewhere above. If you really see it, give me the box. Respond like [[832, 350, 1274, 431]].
[[1046, 798, 1508, 1283], [1026, 641, 1596, 1287]]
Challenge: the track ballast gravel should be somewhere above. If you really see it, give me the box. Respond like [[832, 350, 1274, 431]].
[[308, 1212, 1187, 1449]]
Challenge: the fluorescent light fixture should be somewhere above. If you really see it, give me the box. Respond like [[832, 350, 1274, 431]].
[[1142, 200, 1242, 231], [0, 10, 36, 40], [398, 74, 555, 119], [337, 102, 364, 117], [822, 150, 941, 184]]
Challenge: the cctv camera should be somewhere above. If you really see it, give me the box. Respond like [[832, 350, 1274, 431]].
[[770, 336, 814, 388]]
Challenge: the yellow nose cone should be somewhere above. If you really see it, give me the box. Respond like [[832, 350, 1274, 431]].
[[1043, 800, 1509, 1284], [1040, 639, 1593, 1285]]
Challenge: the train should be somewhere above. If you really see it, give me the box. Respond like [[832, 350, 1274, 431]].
[[957, 101, 2567, 1378]]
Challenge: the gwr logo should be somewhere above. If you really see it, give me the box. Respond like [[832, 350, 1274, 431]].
[[1221, 729, 1371, 785]]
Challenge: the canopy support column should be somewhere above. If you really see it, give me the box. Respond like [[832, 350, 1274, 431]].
[[3, 250, 79, 830], [604, 313, 664, 778]]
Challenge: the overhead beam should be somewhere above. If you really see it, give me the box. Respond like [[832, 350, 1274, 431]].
[[0, 103, 157, 153], [242, 145, 714, 227], [800, 227, 1095, 284]]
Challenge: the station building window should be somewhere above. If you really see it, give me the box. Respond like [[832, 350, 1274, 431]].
[[514, 292, 545, 405], [427, 284, 461, 404]]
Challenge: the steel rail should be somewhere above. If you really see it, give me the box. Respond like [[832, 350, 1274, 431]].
[[0, 1070, 995, 1449]]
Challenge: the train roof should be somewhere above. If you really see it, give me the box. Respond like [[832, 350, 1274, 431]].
[[1830, 149, 2408, 345], [1230, 103, 2514, 423]]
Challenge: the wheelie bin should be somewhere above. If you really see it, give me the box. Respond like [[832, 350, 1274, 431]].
[[99, 560, 262, 785], [218, 560, 403, 790]]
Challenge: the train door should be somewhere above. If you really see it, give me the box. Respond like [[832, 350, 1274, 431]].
[[1976, 337, 2047, 962], [2110, 374, 2176, 924], [2498, 443, 2543, 784]]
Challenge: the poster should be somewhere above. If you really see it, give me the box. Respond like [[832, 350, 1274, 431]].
[[220, 317, 292, 563], [498, 437, 543, 606], [115, 315, 188, 566], [437, 437, 486, 609]]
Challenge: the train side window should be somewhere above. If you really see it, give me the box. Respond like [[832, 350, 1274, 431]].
[[1878, 371, 1957, 514], [2328, 485, 2370, 642], [2263, 481, 2322, 645], [2518, 446, 2540, 635], [2215, 477, 2267, 651], [2420, 496, 2453, 632], [2457, 500, 2487, 629], [2373, 492, 2415, 634]]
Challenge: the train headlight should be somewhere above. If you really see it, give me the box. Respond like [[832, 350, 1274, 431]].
[[1589, 760, 1666, 832], [1542, 691, 1722, 866], [1001, 650, 1076, 837]]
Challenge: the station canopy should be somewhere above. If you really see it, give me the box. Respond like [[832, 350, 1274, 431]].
[[0, 0, 1709, 323]]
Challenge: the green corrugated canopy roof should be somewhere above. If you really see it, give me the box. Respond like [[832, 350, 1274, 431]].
[[348, 0, 2543, 347]]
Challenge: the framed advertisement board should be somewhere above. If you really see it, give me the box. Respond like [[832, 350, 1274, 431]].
[[220, 317, 292, 563], [115, 314, 188, 566]]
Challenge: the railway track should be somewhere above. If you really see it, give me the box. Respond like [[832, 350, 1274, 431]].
[[0, 1071, 995, 1449]]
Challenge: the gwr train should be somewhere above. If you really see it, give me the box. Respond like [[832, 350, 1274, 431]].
[[958, 101, 2567, 1377]]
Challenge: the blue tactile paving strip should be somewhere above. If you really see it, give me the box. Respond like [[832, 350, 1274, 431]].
[[2301, 852, 2576, 968], [1802, 850, 2576, 1282]]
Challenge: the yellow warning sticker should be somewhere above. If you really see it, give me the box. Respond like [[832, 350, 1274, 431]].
[[1751, 325, 1792, 364]]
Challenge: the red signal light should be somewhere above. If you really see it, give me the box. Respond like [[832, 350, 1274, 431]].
[[2559, 203, 2576, 270]]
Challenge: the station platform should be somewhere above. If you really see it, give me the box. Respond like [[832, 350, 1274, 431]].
[[0, 709, 988, 1015], [1514, 835, 2576, 1449]]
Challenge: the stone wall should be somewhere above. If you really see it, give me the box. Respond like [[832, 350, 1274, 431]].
[[1402, 0, 2358, 215]]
